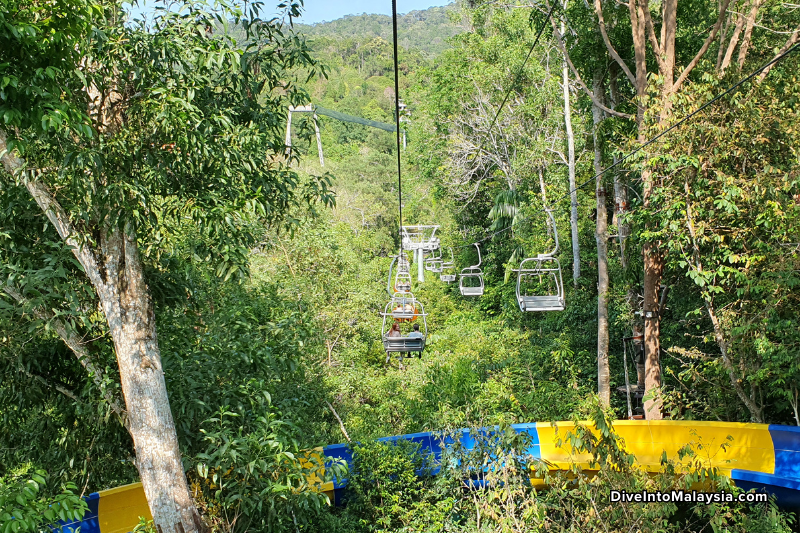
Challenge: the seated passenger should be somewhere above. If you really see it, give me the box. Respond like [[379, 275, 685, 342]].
[[407, 323, 424, 339]]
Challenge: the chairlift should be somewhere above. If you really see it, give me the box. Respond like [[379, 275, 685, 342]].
[[513, 209, 565, 312], [395, 270, 412, 293], [424, 247, 444, 273], [381, 292, 428, 355], [401, 225, 440, 251], [382, 256, 428, 355], [394, 252, 412, 292], [459, 243, 484, 296], [440, 248, 456, 283]]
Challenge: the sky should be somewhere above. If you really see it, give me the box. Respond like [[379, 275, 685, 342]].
[[124, 0, 454, 25]]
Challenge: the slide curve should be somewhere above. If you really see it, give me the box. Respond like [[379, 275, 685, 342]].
[[60, 421, 800, 533]]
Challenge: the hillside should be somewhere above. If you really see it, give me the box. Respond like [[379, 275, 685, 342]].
[[295, 5, 463, 57]]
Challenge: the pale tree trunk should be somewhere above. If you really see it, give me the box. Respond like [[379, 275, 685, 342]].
[[719, 0, 746, 72], [1, 130, 204, 533], [737, 0, 764, 67], [561, 4, 580, 284], [592, 72, 610, 407], [97, 226, 204, 533], [539, 167, 553, 238]]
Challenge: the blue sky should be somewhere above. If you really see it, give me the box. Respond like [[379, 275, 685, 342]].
[[125, 1, 454, 25]]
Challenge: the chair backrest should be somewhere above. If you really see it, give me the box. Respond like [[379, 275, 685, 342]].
[[515, 257, 564, 311]]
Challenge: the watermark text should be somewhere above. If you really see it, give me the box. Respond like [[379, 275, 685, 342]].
[[610, 489, 767, 504]]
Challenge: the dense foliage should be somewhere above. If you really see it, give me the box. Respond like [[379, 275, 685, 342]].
[[1, 0, 799, 531]]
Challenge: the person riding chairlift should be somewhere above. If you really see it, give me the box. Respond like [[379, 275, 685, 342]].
[[386, 321, 403, 366], [407, 323, 424, 358]]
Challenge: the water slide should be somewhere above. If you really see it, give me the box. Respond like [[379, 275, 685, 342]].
[[60, 421, 800, 533]]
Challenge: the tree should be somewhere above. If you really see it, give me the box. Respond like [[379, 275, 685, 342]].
[[559, 0, 581, 284], [0, 1, 331, 530], [547, 0, 796, 418], [634, 59, 800, 422]]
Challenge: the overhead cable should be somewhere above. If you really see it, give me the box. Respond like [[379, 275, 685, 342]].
[[454, 41, 800, 249], [391, 0, 405, 255]]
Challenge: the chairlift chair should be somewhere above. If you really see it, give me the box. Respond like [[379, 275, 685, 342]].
[[459, 243, 485, 296], [424, 247, 444, 273], [513, 209, 565, 312], [394, 270, 412, 293], [381, 292, 428, 354], [394, 251, 412, 292], [440, 248, 456, 283], [397, 253, 411, 273], [401, 225, 440, 251]]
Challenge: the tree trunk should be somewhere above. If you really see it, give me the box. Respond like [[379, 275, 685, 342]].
[[562, 7, 580, 284], [612, 169, 629, 268], [642, 238, 664, 419], [737, 0, 764, 67], [607, 64, 630, 269], [96, 226, 204, 533], [592, 93, 610, 408], [1, 130, 204, 533]]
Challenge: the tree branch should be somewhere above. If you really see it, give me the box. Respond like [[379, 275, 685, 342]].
[[0, 129, 105, 292], [593, 0, 637, 86], [3, 285, 129, 429], [325, 400, 350, 443], [549, 10, 635, 119], [673, 0, 733, 92], [756, 26, 800, 81], [641, 2, 668, 73]]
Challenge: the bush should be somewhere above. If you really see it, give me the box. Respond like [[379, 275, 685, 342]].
[[0, 469, 87, 533]]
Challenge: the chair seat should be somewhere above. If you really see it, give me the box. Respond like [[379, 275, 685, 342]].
[[461, 287, 484, 296], [383, 336, 426, 352], [518, 295, 564, 311]]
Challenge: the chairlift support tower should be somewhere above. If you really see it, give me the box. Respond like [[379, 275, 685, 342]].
[[401, 225, 440, 283]]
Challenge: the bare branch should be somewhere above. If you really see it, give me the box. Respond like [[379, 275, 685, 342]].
[[325, 400, 351, 443]]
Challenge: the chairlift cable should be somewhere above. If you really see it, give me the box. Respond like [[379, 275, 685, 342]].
[[459, 2, 558, 186], [484, 2, 559, 136], [391, 0, 404, 257], [453, 41, 800, 250]]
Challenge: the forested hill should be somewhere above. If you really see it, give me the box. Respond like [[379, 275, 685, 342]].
[[295, 5, 462, 57]]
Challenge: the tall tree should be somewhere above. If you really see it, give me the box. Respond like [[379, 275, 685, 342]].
[[591, 70, 611, 407], [548, 0, 776, 418], [560, 1, 580, 283], [0, 1, 330, 530]]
